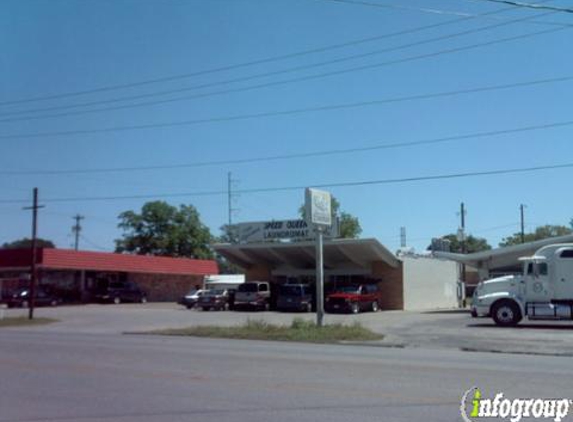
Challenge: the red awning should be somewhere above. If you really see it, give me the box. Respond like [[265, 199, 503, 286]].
[[0, 248, 218, 276]]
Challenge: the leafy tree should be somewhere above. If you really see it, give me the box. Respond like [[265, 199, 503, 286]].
[[1, 238, 56, 249], [500, 225, 572, 247], [213, 224, 242, 273], [428, 234, 491, 253], [115, 201, 213, 259], [299, 197, 362, 239]]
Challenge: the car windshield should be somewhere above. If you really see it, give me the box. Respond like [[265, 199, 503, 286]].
[[204, 289, 224, 296], [238, 284, 258, 292], [279, 285, 303, 296], [335, 286, 360, 293]]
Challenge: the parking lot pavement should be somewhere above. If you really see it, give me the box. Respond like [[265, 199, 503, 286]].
[[3, 303, 573, 355]]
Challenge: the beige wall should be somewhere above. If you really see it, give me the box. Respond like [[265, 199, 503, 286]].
[[402, 256, 459, 311]]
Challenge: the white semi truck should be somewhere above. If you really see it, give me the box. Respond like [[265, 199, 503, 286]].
[[471, 243, 573, 326]]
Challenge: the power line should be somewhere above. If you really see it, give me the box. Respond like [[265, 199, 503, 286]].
[[0, 0, 565, 109], [0, 4, 506, 107], [0, 162, 572, 204], [1, 118, 571, 175], [477, 0, 573, 13], [1, 12, 565, 123], [2, 73, 571, 140]]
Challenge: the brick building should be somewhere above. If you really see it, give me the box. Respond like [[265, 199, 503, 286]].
[[215, 238, 460, 311], [0, 248, 218, 302]]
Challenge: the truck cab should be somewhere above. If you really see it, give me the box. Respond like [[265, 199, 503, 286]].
[[472, 244, 573, 326]]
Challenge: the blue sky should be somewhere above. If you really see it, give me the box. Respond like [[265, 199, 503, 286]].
[[1, 0, 572, 253]]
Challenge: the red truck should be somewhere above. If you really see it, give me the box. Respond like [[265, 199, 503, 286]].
[[325, 284, 381, 314]]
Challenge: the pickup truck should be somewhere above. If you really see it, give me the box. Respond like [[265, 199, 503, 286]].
[[234, 281, 270, 311], [325, 284, 381, 314]]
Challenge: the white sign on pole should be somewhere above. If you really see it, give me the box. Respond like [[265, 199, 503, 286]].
[[305, 188, 332, 228]]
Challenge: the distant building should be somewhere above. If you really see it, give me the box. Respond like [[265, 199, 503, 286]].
[[0, 248, 218, 302]]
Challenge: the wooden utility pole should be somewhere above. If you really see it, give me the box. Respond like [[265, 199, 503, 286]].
[[72, 214, 84, 251], [23, 188, 44, 320], [520, 204, 526, 244]]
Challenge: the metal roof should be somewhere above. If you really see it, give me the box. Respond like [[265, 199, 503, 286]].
[[0, 248, 218, 276], [434, 234, 573, 271], [214, 238, 400, 270]]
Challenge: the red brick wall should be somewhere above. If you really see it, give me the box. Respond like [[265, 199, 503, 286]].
[[245, 265, 272, 282], [128, 273, 205, 302], [372, 260, 404, 310]]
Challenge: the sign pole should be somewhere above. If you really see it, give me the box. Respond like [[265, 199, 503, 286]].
[[315, 226, 324, 327]]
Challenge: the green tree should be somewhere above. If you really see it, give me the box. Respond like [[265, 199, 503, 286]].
[[499, 225, 572, 247], [428, 234, 491, 253], [299, 197, 362, 239], [1, 238, 56, 249], [213, 224, 242, 273], [115, 201, 213, 259]]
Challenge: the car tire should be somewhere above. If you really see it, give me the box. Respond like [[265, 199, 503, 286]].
[[50, 300, 58, 307], [140, 296, 147, 304], [113, 297, 121, 305], [350, 302, 359, 314], [492, 300, 522, 327], [264, 302, 270, 312], [371, 301, 379, 312], [21, 300, 29, 309], [305, 302, 312, 313]]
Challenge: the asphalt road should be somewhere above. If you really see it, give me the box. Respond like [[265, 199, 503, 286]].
[[4, 303, 573, 355], [2, 330, 573, 422]]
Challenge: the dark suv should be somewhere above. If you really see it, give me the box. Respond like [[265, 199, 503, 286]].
[[325, 284, 381, 314], [277, 284, 313, 312], [94, 281, 147, 304]]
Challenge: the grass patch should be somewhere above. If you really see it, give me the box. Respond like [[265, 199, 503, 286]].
[[149, 318, 383, 344], [0, 316, 58, 328]]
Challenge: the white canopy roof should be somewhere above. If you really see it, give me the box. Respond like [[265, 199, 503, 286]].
[[214, 238, 400, 271]]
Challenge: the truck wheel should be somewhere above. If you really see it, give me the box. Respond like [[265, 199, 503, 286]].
[[492, 300, 522, 327], [350, 302, 359, 314], [371, 301, 379, 312], [305, 302, 312, 313], [113, 297, 121, 305]]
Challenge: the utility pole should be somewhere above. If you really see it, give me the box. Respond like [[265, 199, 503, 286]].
[[459, 202, 467, 286], [460, 202, 466, 253], [227, 172, 240, 242], [72, 214, 84, 251], [22, 188, 45, 320], [400, 227, 407, 248], [520, 204, 526, 244]]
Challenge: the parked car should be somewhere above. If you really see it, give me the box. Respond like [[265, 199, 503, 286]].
[[94, 281, 147, 304], [198, 289, 228, 311], [325, 284, 381, 314], [178, 289, 207, 309], [6, 288, 60, 308], [234, 281, 271, 311], [277, 284, 313, 312]]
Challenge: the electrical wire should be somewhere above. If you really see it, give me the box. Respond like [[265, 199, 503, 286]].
[[1, 118, 571, 175], [0, 4, 507, 107], [1, 162, 572, 204], [0, 0, 563, 108], [1, 74, 570, 139], [477, 0, 573, 13], [0, 11, 564, 123]]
